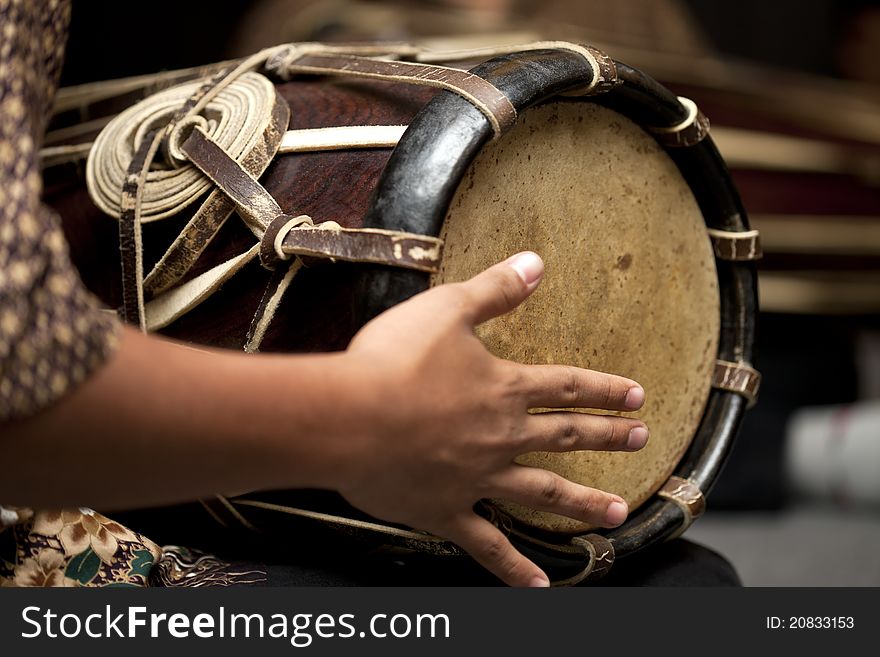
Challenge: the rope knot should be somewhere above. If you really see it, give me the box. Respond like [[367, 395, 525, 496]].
[[259, 214, 314, 269]]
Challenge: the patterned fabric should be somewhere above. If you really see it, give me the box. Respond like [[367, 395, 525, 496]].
[[0, 505, 269, 588], [0, 0, 265, 588], [0, 0, 119, 422], [0, 507, 162, 587]]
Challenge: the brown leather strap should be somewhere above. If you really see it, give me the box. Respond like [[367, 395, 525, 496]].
[[657, 476, 705, 539], [281, 53, 517, 137], [584, 46, 619, 94], [648, 97, 710, 147], [118, 68, 240, 328], [559, 45, 620, 96], [503, 526, 615, 586], [259, 214, 314, 269], [708, 228, 763, 261], [182, 128, 444, 273], [244, 259, 304, 354], [570, 534, 615, 583], [274, 222, 444, 273], [181, 127, 283, 234], [119, 128, 163, 328], [143, 90, 290, 296], [713, 360, 762, 407]]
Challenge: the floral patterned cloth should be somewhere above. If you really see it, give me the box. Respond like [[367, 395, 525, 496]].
[[0, 507, 162, 587], [0, 505, 268, 587]]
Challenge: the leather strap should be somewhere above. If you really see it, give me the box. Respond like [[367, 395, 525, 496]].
[[275, 222, 444, 273], [111, 66, 286, 328], [713, 360, 762, 407], [119, 128, 163, 329], [143, 245, 260, 331], [567, 534, 615, 584], [503, 522, 615, 586], [648, 96, 710, 147], [244, 260, 304, 354], [200, 496, 259, 532], [181, 128, 444, 273], [276, 52, 517, 138], [278, 125, 408, 152], [555, 44, 619, 96], [144, 91, 290, 297], [708, 228, 763, 261], [413, 40, 619, 96], [181, 126, 282, 234], [657, 476, 705, 539]]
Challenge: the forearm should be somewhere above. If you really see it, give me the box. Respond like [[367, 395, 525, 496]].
[[0, 327, 367, 510]]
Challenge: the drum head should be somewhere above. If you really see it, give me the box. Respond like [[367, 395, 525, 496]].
[[431, 102, 720, 533]]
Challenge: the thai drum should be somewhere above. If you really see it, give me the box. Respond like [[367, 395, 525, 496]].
[[43, 41, 761, 584]]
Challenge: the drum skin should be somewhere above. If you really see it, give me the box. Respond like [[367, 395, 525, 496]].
[[434, 103, 719, 532]]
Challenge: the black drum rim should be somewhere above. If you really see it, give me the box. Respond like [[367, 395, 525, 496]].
[[357, 48, 759, 563]]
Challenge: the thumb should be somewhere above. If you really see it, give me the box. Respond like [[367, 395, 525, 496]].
[[460, 251, 544, 325]]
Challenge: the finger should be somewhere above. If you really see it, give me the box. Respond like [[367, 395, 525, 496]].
[[519, 411, 649, 454], [518, 363, 645, 411], [457, 252, 544, 325], [445, 513, 550, 587], [489, 465, 629, 529]]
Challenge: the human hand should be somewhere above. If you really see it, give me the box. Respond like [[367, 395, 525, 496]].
[[338, 252, 648, 587]]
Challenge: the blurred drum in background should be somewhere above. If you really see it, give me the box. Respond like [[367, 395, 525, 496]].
[[786, 401, 880, 509]]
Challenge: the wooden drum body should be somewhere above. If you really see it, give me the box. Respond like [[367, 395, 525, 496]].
[[46, 43, 761, 583]]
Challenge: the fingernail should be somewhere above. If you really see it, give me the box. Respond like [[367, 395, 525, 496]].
[[627, 426, 649, 450], [507, 252, 544, 287], [624, 386, 645, 410], [529, 575, 551, 588], [605, 499, 628, 526]]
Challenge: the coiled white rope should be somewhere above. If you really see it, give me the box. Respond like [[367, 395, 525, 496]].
[[86, 71, 279, 222]]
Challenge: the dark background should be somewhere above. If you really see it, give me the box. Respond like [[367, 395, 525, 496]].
[[59, 0, 880, 86]]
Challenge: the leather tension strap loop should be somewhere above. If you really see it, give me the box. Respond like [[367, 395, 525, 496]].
[[276, 223, 444, 273], [648, 96, 710, 147], [261, 214, 314, 268], [118, 128, 163, 329], [712, 360, 762, 407], [144, 89, 290, 296], [657, 476, 706, 539], [180, 126, 283, 234], [707, 228, 763, 261], [109, 58, 297, 338]]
